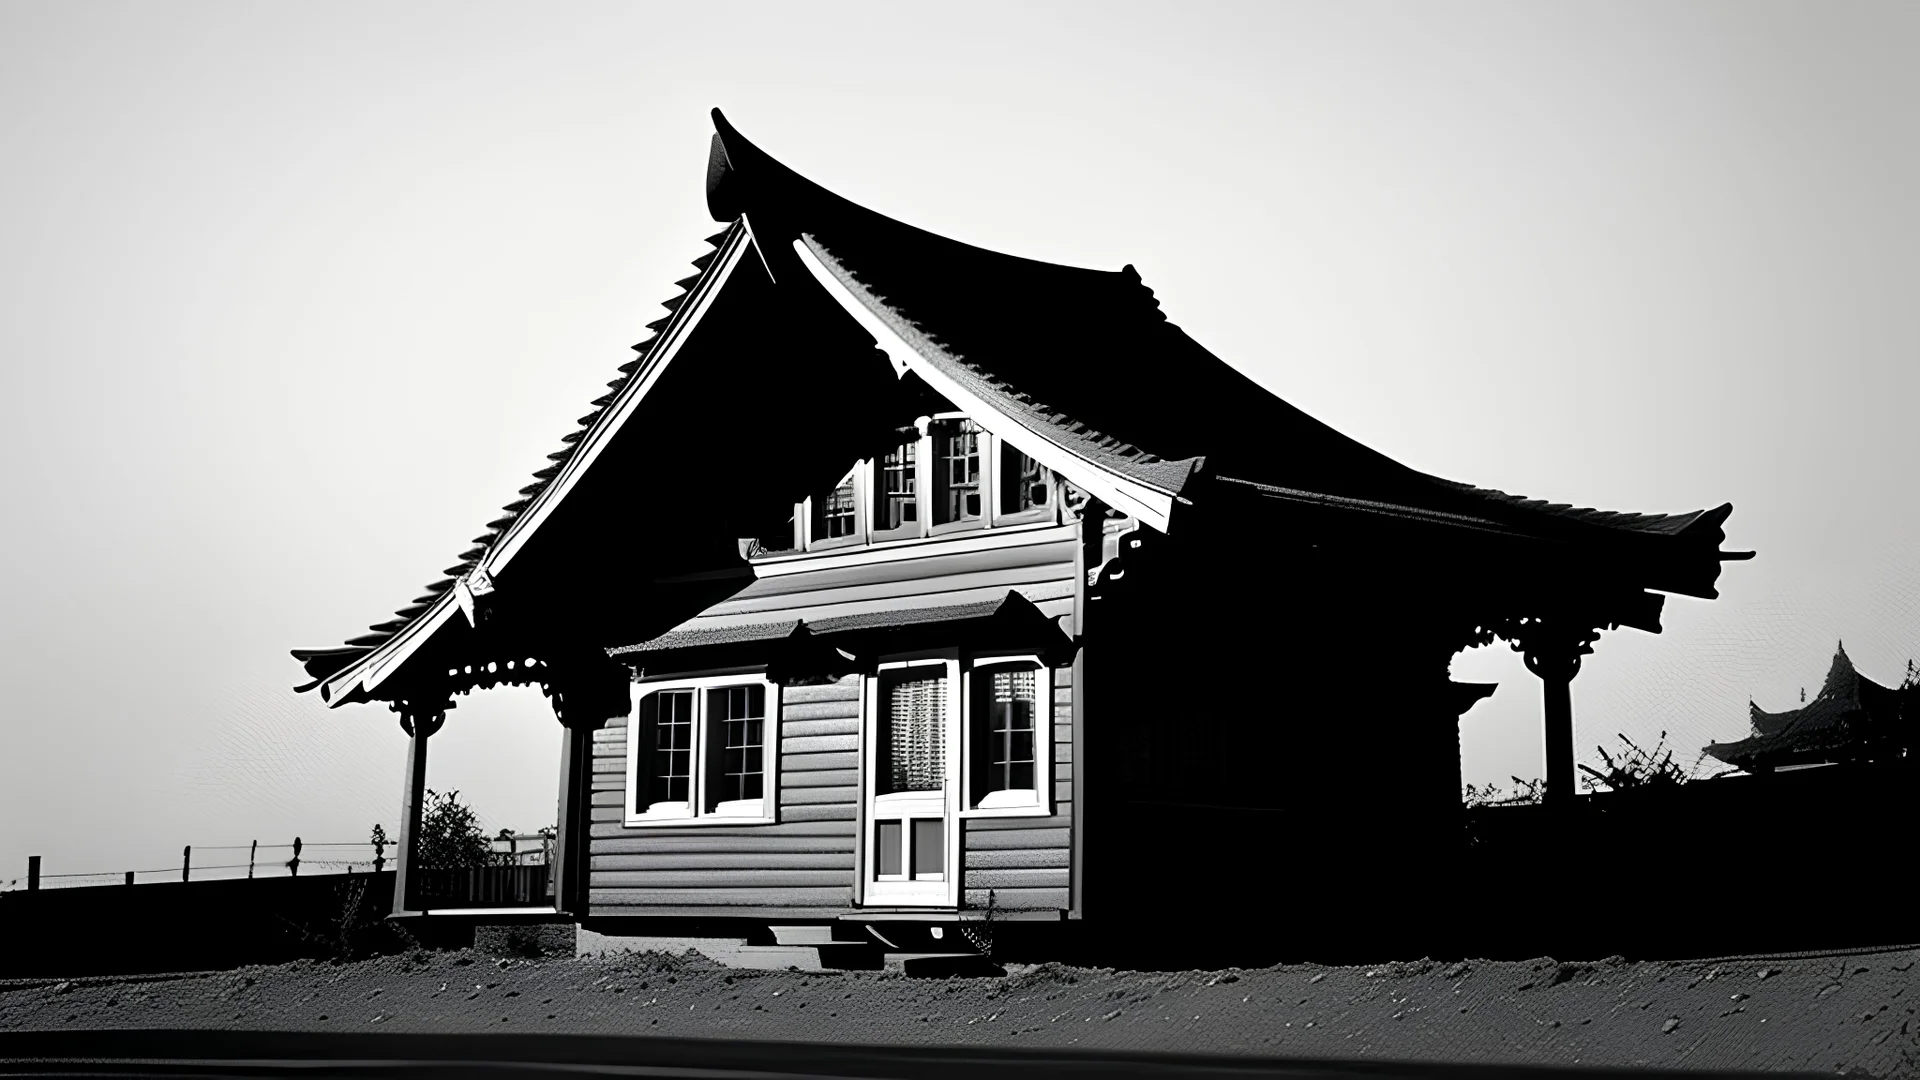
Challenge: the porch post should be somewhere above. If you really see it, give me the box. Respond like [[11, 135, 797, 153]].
[[542, 656, 633, 919], [390, 700, 447, 917], [1510, 617, 1602, 810]]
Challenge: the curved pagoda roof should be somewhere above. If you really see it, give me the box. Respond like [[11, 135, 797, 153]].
[[291, 108, 1753, 707], [1704, 643, 1919, 771]]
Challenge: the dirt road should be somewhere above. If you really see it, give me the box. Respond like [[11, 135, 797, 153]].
[[2, 947, 1915, 1075]]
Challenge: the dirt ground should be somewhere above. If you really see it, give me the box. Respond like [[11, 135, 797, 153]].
[[2, 946, 1916, 1076]]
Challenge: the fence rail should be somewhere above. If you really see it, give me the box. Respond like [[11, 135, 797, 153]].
[[6, 833, 552, 894]]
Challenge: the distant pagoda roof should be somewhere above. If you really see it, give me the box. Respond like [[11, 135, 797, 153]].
[[1703, 643, 1920, 772]]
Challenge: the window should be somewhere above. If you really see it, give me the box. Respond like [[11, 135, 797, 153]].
[[999, 446, 1050, 518], [805, 468, 864, 551], [627, 676, 779, 826], [872, 426, 920, 541], [878, 666, 947, 795], [930, 417, 983, 528], [966, 658, 1052, 814]]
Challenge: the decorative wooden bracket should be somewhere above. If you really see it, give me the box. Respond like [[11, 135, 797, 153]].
[[390, 698, 450, 739]]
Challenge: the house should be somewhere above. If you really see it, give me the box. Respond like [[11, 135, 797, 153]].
[[291, 110, 1751, 965], [1703, 642, 1918, 774]]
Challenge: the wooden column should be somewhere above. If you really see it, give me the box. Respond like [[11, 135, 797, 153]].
[[542, 657, 633, 920], [389, 701, 447, 917], [1511, 617, 1601, 810]]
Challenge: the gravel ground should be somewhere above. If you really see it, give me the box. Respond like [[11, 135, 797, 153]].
[[2, 947, 1916, 1076]]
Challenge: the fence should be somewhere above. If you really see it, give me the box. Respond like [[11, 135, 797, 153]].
[[6, 833, 553, 894]]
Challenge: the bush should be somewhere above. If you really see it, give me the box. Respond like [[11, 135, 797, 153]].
[[1463, 777, 1544, 807], [415, 789, 493, 869], [1578, 731, 1729, 792]]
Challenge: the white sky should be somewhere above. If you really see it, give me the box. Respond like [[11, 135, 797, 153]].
[[2, 1, 1916, 884]]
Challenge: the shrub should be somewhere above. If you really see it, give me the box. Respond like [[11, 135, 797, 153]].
[[415, 789, 492, 869]]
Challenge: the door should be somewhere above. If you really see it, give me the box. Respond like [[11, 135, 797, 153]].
[[863, 658, 960, 907]]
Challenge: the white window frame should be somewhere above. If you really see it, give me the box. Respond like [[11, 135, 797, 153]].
[[990, 436, 1060, 528], [960, 654, 1054, 818], [624, 673, 781, 828], [926, 411, 990, 537], [862, 654, 962, 907], [802, 463, 869, 552]]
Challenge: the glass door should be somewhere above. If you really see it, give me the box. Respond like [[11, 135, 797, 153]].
[[864, 659, 959, 907]]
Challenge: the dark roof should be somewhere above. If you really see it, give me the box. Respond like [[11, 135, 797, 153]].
[[1703, 643, 1919, 770], [707, 109, 1747, 597], [291, 227, 739, 688], [611, 592, 1059, 659]]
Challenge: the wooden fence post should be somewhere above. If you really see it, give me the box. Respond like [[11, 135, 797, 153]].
[[182, 846, 191, 882], [26, 856, 38, 892], [248, 840, 257, 879], [125, 871, 134, 885]]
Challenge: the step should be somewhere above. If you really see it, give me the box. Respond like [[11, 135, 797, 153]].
[[882, 952, 1006, 978], [730, 945, 826, 972]]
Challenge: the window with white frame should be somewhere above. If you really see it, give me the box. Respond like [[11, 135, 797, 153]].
[[871, 425, 920, 542], [746, 412, 1065, 560], [805, 467, 864, 551], [627, 675, 779, 825], [966, 657, 1052, 813], [930, 416, 984, 529]]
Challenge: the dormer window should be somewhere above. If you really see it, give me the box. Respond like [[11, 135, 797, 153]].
[[873, 427, 919, 542], [804, 468, 864, 551], [1000, 446, 1049, 518], [749, 411, 1063, 559], [817, 474, 857, 539], [931, 417, 983, 530]]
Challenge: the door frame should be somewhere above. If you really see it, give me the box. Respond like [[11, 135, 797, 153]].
[[859, 653, 961, 908]]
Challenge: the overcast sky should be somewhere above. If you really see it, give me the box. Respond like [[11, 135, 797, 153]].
[[3, 0, 1916, 885]]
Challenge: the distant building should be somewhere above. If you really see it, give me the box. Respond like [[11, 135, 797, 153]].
[[1704, 643, 1919, 773]]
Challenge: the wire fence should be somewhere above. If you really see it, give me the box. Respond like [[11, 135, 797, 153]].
[[4, 833, 553, 894]]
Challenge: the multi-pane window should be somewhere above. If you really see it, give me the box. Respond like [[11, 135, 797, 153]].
[[817, 475, 857, 540], [629, 678, 776, 824], [970, 663, 1042, 808], [635, 689, 694, 812], [879, 670, 947, 795], [874, 428, 918, 536], [708, 685, 765, 805], [1000, 447, 1049, 516], [931, 418, 982, 525]]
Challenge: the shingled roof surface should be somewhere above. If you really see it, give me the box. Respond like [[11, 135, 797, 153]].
[[290, 226, 738, 690], [706, 110, 1740, 562]]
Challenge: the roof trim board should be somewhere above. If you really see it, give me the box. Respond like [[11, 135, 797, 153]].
[[793, 237, 1179, 533], [316, 222, 758, 707]]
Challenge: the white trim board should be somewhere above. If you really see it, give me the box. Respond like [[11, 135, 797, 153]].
[[793, 238, 1178, 534]]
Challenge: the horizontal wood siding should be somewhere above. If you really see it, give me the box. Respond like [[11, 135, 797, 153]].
[[591, 523, 1079, 920], [963, 665, 1072, 913], [587, 677, 859, 917]]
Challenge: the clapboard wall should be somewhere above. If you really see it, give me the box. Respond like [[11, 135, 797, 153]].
[[587, 519, 1080, 920]]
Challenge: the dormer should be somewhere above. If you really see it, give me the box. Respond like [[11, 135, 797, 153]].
[[747, 410, 1062, 560]]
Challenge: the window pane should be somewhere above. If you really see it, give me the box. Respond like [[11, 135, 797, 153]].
[[708, 684, 766, 807], [912, 818, 944, 878], [931, 418, 981, 525], [881, 671, 946, 794], [652, 690, 693, 805], [814, 474, 857, 540], [1000, 447, 1046, 514], [974, 665, 1038, 802], [875, 820, 903, 877], [875, 428, 918, 533]]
